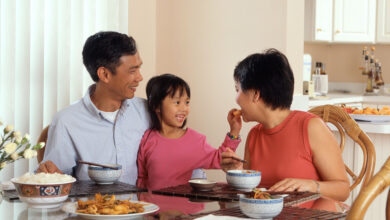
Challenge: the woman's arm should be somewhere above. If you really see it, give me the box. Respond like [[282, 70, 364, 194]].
[[308, 117, 350, 201]]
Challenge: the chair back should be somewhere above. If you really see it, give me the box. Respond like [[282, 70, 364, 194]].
[[309, 105, 376, 190], [346, 156, 390, 220], [37, 126, 49, 163]]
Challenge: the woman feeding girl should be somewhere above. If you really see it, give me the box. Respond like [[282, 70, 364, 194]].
[[137, 73, 242, 190]]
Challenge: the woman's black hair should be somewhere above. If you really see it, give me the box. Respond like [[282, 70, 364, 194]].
[[233, 48, 294, 110], [146, 73, 191, 131]]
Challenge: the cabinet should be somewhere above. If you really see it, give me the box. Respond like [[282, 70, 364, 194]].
[[304, 0, 333, 42], [305, 0, 377, 43], [377, 0, 390, 42], [333, 0, 376, 43]]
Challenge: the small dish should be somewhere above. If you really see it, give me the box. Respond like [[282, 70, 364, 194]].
[[188, 179, 216, 191], [88, 164, 122, 185]]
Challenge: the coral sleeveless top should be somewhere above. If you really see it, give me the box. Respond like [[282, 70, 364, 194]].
[[248, 111, 320, 188]]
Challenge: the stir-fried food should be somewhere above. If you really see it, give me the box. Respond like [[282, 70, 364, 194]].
[[250, 189, 272, 199], [76, 193, 145, 215]]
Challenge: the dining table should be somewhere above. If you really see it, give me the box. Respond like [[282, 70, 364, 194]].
[[0, 180, 348, 219]]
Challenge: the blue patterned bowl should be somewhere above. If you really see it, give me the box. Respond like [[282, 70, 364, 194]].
[[88, 164, 122, 185], [11, 177, 76, 208], [226, 170, 261, 191], [239, 195, 284, 219]]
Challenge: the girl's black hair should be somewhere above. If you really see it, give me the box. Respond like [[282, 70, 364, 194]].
[[146, 73, 191, 131]]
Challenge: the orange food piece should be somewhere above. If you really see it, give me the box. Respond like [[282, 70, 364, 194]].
[[233, 110, 242, 116]]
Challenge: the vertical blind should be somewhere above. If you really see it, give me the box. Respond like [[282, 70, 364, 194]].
[[0, 0, 128, 184]]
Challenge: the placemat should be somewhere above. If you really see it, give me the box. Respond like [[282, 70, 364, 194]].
[[179, 206, 347, 219], [3, 180, 146, 201], [152, 182, 320, 206]]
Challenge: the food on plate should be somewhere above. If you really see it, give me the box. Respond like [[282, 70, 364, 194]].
[[233, 109, 242, 116], [342, 106, 390, 115], [250, 189, 272, 199], [76, 193, 144, 215], [242, 170, 254, 174], [15, 172, 75, 184]]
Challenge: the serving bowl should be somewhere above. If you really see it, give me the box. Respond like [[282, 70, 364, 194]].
[[11, 175, 76, 208], [239, 195, 284, 219], [88, 164, 122, 184], [226, 170, 261, 191], [188, 179, 216, 191]]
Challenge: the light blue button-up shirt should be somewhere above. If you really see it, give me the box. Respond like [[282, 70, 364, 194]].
[[42, 85, 150, 185]]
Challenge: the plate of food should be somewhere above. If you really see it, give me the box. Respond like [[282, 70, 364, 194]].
[[61, 193, 159, 219], [349, 114, 390, 122]]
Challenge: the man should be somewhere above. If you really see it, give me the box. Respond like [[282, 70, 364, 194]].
[[38, 31, 204, 185], [37, 32, 149, 185]]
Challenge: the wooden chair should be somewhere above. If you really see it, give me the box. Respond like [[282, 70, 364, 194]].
[[346, 156, 390, 220], [37, 126, 49, 163], [309, 105, 376, 191]]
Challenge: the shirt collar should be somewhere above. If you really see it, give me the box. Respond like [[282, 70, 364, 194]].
[[82, 84, 130, 120]]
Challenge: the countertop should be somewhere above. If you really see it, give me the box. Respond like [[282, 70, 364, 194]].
[[308, 93, 390, 134]]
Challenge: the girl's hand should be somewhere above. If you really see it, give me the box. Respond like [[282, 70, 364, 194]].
[[227, 108, 242, 136], [220, 148, 244, 172], [268, 178, 318, 193]]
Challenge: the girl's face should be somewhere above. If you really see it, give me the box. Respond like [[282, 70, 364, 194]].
[[158, 89, 190, 130], [235, 81, 257, 122]]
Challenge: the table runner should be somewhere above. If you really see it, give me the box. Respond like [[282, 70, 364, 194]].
[[3, 180, 146, 201], [152, 182, 320, 206]]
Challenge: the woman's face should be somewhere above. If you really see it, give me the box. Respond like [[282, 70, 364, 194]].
[[235, 81, 257, 122]]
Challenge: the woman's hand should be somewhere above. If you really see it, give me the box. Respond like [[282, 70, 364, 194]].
[[220, 148, 244, 172], [227, 109, 242, 137], [269, 178, 318, 193]]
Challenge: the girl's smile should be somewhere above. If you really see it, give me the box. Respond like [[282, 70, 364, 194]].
[[158, 89, 190, 134]]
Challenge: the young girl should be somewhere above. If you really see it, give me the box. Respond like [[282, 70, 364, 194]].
[[137, 73, 242, 190]]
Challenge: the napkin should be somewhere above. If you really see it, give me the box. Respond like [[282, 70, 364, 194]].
[[1, 180, 15, 190], [195, 214, 251, 220]]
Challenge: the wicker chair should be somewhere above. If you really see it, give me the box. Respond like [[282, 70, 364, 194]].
[[309, 105, 376, 191], [37, 126, 49, 163], [346, 156, 390, 220]]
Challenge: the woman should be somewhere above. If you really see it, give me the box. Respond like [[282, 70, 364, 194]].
[[221, 49, 349, 202]]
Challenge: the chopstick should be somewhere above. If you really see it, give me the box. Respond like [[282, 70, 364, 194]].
[[77, 160, 120, 170], [226, 156, 248, 163]]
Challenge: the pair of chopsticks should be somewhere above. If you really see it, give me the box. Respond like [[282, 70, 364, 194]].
[[77, 160, 120, 170], [226, 156, 248, 163]]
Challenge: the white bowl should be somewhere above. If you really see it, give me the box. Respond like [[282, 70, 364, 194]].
[[11, 178, 76, 208], [188, 179, 216, 191], [226, 170, 261, 191], [239, 195, 284, 219], [88, 164, 122, 184]]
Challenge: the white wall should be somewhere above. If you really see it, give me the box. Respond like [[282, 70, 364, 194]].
[[154, 0, 305, 181]]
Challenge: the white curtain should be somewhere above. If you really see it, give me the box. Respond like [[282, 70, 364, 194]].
[[0, 0, 128, 184]]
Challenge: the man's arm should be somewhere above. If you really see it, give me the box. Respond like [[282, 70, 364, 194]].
[[39, 122, 77, 175]]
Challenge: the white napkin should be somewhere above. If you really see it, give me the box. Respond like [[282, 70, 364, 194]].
[[195, 214, 251, 220], [1, 180, 15, 190]]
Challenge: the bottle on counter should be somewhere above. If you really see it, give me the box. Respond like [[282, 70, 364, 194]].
[[375, 61, 384, 86], [312, 62, 322, 96], [365, 58, 374, 93]]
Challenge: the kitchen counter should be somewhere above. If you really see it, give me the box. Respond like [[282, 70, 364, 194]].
[[308, 93, 390, 134]]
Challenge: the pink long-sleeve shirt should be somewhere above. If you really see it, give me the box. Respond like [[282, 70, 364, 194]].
[[136, 128, 241, 190]]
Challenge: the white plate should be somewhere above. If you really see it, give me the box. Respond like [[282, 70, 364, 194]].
[[350, 114, 390, 122], [61, 200, 159, 219]]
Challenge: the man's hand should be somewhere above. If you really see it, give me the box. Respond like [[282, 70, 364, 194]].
[[220, 148, 243, 172], [36, 160, 63, 174]]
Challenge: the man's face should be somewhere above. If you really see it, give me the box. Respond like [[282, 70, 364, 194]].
[[107, 52, 143, 100]]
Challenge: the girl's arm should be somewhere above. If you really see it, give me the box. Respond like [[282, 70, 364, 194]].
[[136, 133, 149, 189]]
